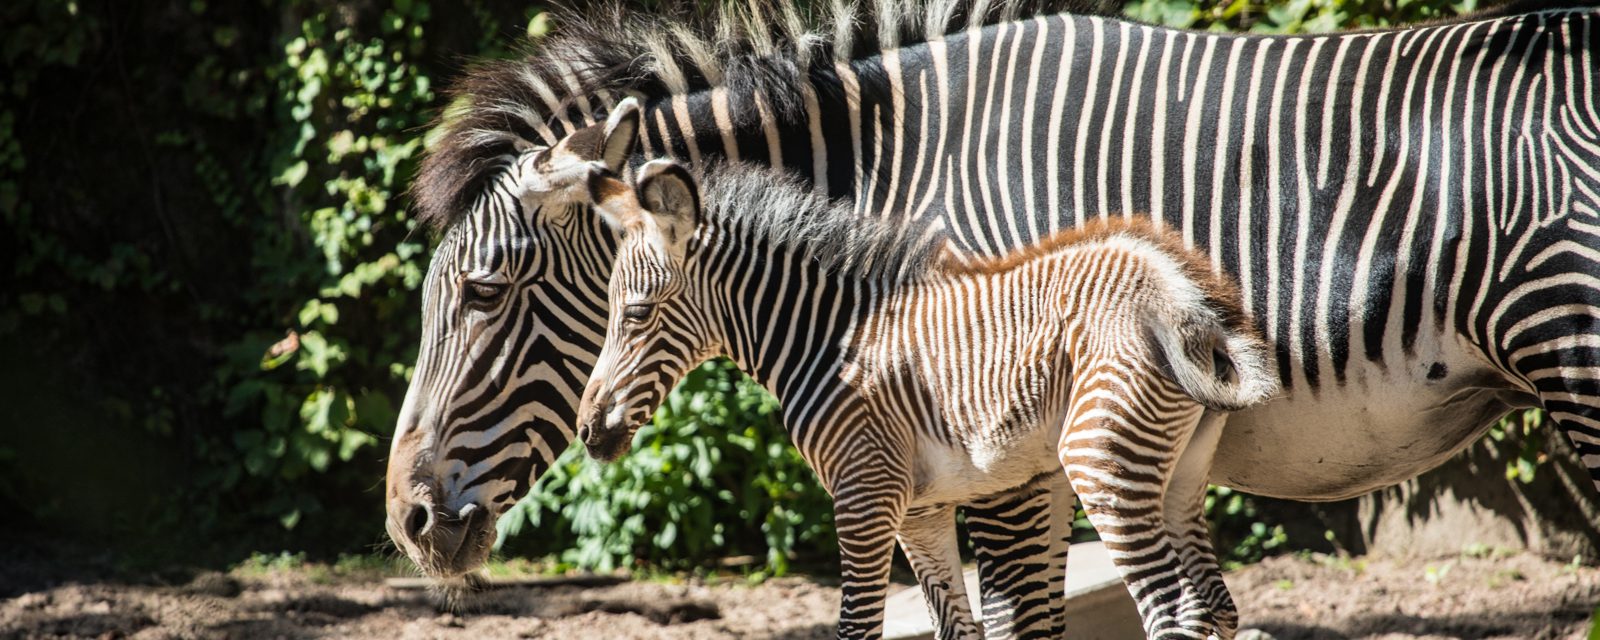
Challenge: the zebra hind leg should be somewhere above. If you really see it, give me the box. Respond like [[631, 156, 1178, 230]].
[[1162, 411, 1238, 638], [963, 475, 1071, 640], [898, 505, 982, 640], [1060, 385, 1221, 639]]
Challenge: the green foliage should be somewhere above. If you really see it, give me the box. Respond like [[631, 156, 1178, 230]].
[[1205, 486, 1289, 568], [497, 360, 834, 575], [1125, 0, 1482, 32], [0, 0, 540, 553], [211, 0, 439, 529], [1489, 409, 1546, 484]]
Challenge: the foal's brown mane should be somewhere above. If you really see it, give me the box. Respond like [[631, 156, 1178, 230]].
[[939, 217, 1253, 333]]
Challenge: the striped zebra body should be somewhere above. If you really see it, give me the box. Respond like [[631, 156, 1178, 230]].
[[578, 159, 1278, 639], [632, 7, 1600, 500], [387, 3, 1600, 637], [643, 9, 1600, 627]]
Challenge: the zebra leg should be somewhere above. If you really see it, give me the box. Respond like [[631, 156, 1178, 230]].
[[963, 475, 1072, 640], [898, 505, 982, 640], [831, 486, 909, 639], [1061, 386, 1219, 639], [1162, 410, 1238, 638], [818, 432, 914, 640], [1538, 386, 1600, 497]]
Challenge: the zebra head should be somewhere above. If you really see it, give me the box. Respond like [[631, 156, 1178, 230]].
[[385, 99, 642, 578], [575, 159, 709, 462]]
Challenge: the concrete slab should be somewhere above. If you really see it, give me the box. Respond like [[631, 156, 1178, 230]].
[[882, 540, 1143, 640]]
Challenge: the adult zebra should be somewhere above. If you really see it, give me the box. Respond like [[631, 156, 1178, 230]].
[[386, 1, 1600, 637]]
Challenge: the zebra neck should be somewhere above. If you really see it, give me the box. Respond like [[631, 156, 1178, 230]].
[[637, 42, 931, 202], [692, 237, 885, 414]]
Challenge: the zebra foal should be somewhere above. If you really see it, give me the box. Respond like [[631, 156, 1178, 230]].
[[573, 159, 1280, 639]]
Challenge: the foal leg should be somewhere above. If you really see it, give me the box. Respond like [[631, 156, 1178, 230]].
[[899, 505, 981, 640], [812, 426, 915, 640], [1163, 410, 1238, 638], [830, 479, 910, 639], [1061, 373, 1220, 639], [963, 474, 1072, 639]]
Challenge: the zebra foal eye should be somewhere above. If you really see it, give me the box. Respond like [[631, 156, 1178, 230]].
[[621, 303, 654, 323], [462, 281, 506, 309]]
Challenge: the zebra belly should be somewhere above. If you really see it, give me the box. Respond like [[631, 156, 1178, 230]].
[[908, 420, 1065, 508], [1209, 354, 1537, 501]]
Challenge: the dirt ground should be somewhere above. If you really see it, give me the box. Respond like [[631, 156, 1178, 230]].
[[1231, 552, 1600, 640], [3, 548, 1598, 639]]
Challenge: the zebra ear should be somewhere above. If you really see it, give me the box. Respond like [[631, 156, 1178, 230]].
[[585, 171, 640, 231], [600, 97, 642, 173], [550, 97, 640, 175], [634, 159, 701, 242]]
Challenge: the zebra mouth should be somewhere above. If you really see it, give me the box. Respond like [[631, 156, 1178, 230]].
[[444, 505, 490, 573], [584, 428, 634, 462]]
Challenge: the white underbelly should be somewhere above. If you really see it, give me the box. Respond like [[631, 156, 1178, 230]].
[[909, 421, 1064, 508], [1210, 352, 1536, 501]]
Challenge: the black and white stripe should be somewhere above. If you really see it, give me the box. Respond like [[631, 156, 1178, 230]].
[[392, 2, 1600, 637], [578, 161, 1278, 639]]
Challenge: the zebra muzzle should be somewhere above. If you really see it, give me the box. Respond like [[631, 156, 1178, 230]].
[[577, 400, 634, 462]]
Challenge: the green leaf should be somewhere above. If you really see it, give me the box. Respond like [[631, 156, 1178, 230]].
[[275, 160, 308, 188]]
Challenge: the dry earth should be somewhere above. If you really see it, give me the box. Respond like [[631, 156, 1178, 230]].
[[1233, 552, 1600, 640], [3, 547, 1598, 639]]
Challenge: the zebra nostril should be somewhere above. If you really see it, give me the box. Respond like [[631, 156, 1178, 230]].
[[577, 425, 591, 444], [404, 504, 431, 540]]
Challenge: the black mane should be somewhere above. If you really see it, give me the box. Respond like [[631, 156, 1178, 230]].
[[693, 162, 948, 282], [411, 0, 1119, 230]]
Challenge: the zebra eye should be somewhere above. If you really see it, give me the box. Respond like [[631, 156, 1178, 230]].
[[462, 281, 506, 310], [621, 303, 654, 323]]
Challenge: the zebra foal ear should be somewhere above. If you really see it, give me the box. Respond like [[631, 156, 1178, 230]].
[[634, 159, 701, 244], [585, 171, 642, 231]]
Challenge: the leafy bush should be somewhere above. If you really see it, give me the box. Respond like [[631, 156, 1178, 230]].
[[1125, 0, 1481, 32], [497, 360, 835, 576], [211, 0, 440, 530], [0, 0, 535, 554], [1206, 486, 1289, 568]]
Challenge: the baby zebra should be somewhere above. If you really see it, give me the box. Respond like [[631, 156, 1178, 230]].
[[575, 159, 1278, 640]]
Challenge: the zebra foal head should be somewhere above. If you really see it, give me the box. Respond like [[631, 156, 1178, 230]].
[[385, 100, 642, 577], [575, 159, 709, 462]]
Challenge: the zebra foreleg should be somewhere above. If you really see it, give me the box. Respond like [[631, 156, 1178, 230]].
[[1162, 411, 1238, 638], [963, 475, 1071, 640], [898, 505, 982, 640], [819, 434, 914, 640]]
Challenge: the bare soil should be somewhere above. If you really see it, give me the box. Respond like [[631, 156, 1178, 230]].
[[0, 568, 838, 640], [2, 548, 1597, 639], [1233, 553, 1600, 640]]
